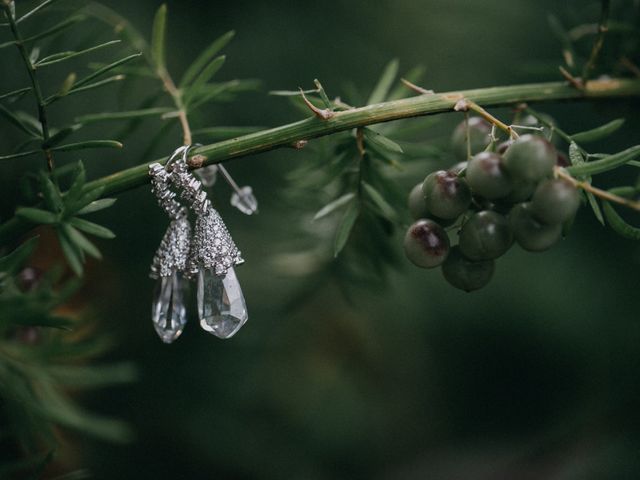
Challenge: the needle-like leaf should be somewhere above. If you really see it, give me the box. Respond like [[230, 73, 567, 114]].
[[150, 4, 167, 72], [180, 30, 235, 87]]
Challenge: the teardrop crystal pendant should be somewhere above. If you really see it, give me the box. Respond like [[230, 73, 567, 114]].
[[197, 267, 248, 339], [152, 271, 187, 343]]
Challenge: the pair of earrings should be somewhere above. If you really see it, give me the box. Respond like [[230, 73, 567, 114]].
[[148, 145, 254, 343]]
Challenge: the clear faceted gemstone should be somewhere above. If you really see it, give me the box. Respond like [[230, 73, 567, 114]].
[[197, 267, 248, 339], [152, 272, 187, 343], [230, 186, 258, 215], [196, 165, 219, 187]]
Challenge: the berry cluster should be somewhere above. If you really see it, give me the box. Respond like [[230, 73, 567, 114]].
[[404, 117, 580, 292]]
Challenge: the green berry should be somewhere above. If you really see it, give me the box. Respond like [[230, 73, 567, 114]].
[[442, 246, 495, 292], [422, 170, 472, 219], [459, 210, 513, 260], [501, 178, 536, 203], [408, 183, 429, 220], [466, 151, 512, 199], [403, 219, 450, 268], [503, 134, 556, 183], [508, 202, 562, 252], [451, 117, 491, 160], [531, 179, 580, 224]]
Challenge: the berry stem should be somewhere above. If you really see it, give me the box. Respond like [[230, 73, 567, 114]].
[[555, 167, 640, 212]]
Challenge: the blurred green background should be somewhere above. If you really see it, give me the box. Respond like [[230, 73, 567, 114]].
[[2, 0, 640, 478]]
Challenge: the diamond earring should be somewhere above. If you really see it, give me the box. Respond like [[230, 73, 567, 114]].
[[148, 151, 191, 344], [168, 146, 248, 339]]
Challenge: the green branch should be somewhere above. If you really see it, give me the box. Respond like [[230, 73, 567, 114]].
[[1, 3, 54, 171], [1, 77, 640, 244]]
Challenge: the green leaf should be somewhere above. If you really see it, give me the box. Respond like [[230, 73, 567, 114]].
[[0, 236, 39, 274], [367, 59, 399, 105], [16, 0, 62, 23], [45, 75, 126, 105], [21, 14, 85, 44], [269, 88, 318, 96], [0, 87, 31, 101], [38, 171, 63, 212], [188, 79, 261, 110], [187, 55, 226, 95], [150, 4, 167, 72], [51, 140, 122, 152], [362, 181, 397, 220], [75, 53, 141, 89], [56, 227, 83, 275], [566, 145, 640, 177], [42, 125, 81, 148], [62, 224, 102, 259], [68, 185, 105, 214], [364, 128, 404, 154], [34, 40, 121, 67], [75, 108, 173, 124], [388, 64, 426, 100], [334, 201, 359, 257], [16, 207, 57, 224], [58, 73, 77, 97], [313, 193, 355, 220], [603, 201, 640, 240], [69, 217, 115, 239], [76, 198, 116, 215], [586, 191, 604, 225], [571, 118, 625, 143], [65, 161, 86, 205], [0, 104, 41, 137], [568, 141, 583, 166], [180, 30, 235, 87], [0, 149, 39, 161]]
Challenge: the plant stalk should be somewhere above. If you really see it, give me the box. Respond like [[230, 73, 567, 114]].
[[1, 77, 640, 244], [2, 3, 54, 172]]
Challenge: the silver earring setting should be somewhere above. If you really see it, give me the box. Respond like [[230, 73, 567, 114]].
[[148, 146, 250, 343]]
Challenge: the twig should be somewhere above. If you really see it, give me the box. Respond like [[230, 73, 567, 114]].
[[559, 66, 584, 89], [2, 4, 54, 171], [555, 167, 640, 211], [454, 98, 518, 139], [581, 0, 610, 84]]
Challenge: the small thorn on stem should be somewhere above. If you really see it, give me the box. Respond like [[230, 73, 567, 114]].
[[299, 88, 334, 120], [401, 78, 434, 95], [453, 99, 469, 112], [290, 139, 308, 150], [559, 66, 584, 89], [188, 154, 206, 168]]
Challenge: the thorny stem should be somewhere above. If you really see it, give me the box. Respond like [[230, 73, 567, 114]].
[[581, 0, 610, 83], [1, 77, 640, 243], [2, 3, 54, 172]]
